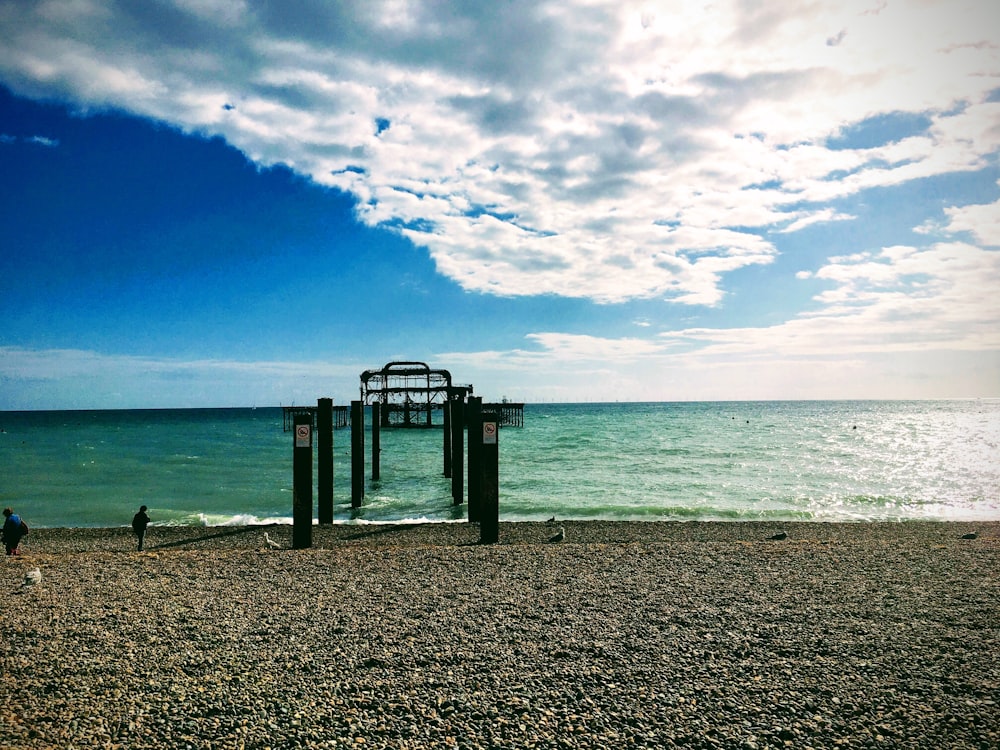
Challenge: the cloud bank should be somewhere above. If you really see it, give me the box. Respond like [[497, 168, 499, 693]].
[[2, 0, 997, 307]]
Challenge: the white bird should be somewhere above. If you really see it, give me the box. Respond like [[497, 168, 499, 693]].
[[548, 525, 565, 543], [264, 532, 282, 549], [22, 568, 41, 587]]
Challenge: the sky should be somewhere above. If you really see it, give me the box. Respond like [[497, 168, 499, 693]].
[[1, 0, 999, 409]]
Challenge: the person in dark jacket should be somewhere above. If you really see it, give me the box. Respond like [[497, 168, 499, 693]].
[[2, 507, 27, 556], [131, 505, 150, 551]]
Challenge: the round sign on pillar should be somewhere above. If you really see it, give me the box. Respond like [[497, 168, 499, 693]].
[[295, 423, 312, 448], [483, 421, 497, 445]]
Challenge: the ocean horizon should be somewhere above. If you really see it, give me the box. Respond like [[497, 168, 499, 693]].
[[2, 399, 998, 528]]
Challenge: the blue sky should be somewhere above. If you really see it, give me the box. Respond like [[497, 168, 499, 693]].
[[1, 0, 998, 409]]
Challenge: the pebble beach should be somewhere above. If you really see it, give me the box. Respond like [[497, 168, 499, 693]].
[[2, 521, 998, 750]]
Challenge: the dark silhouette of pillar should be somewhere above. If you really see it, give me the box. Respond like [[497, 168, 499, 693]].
[[372, 402, 381, 482], [317, 398, 333, 525], [351, 400, 364, 508], [478, 409, 499, 544], [466, 396, 482, 522], [443, 396, 452, 477], [292, 414, 313, 549], [451, 392, 464, 506]]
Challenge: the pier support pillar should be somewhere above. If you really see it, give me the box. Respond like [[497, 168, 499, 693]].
[[371, 402, 381, 482], [351, 400, 364, 508], [451, 391, 464, 506], [292, 414, 313, 549], [478, 408, 499, 544], [443, 396, 452, 477], [466, 396, 482, 522], [317, 398, 333, 525]]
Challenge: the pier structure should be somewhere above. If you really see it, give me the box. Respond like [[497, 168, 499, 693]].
[[360, 361, 470, 427], [491, 400, 525, 428], [280, 363, 523, 532]]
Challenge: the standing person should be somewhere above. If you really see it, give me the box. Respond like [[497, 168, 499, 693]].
[[131, 505, 150, 552], [2, 507, 28, 556]]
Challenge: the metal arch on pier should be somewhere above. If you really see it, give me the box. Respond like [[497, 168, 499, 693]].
[[360, 361, 472, 427]]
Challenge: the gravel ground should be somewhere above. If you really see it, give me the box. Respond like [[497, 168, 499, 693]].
[[2, 521, 998, 749]]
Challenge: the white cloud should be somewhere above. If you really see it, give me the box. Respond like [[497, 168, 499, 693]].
[[441, 232, 1000, 400], [0, 347, 362, 410], [27, 134, 59, 147], [943, 190, 1000, 247], [665, 240, 1000, 357], [1, 0, 997, 305]]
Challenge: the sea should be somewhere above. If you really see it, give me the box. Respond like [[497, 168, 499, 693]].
[[1, 401, 998, 528]]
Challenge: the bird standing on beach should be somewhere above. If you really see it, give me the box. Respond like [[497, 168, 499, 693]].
[[22, 567, 41, 587], [264, 532, 282, 549], [548, 525, 565, 543], [766, 531, 788, 541]]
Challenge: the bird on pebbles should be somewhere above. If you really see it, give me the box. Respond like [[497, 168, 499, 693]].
[[766, 531, 788, 541], [959, 532, 978, 540], [264, 531, 282, 549], [22, 567, 42, 587], [548, 525, 565, 543]]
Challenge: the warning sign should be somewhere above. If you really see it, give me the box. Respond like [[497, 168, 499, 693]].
[[483, 421, 497, 445], [295, 423, 312, 448]]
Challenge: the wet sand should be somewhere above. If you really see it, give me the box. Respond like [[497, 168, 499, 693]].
[[3, 521, 998, 749]]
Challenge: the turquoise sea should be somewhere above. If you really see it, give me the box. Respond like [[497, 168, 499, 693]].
[[1, 401, 998, 528]]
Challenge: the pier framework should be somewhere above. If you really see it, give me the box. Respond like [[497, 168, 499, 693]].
[[280, 362, 523, 537], [360, 361, 470, 427]]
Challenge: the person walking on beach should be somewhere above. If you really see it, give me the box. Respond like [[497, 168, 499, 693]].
[[2, 507, 28, 556], [131, 505, 150, 552]]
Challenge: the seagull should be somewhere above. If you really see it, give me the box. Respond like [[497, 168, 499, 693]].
[[960, 532, 978, 540], [766, 531, 788, 541], [548, 525, 565, 543], [264, 532, 282, 549], [22, 568, 41, 587], [546, 516, 556, 524]]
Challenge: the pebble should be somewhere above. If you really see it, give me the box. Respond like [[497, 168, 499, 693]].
[[1, 521, 997, 748]]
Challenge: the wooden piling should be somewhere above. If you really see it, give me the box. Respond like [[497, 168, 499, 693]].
[[351, 400, 364, 508], [292, 414, 313, 549]]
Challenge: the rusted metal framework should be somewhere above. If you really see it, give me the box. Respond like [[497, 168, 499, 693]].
[[360, 361, 473, 427]]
